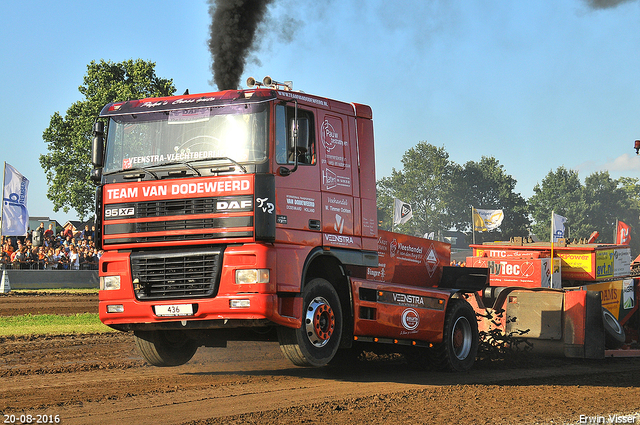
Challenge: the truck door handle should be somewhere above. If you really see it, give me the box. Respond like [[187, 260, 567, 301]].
[[309, 219, 321, 230]]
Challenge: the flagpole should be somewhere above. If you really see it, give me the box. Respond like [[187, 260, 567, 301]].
[[550, 210, 554, 288], [392, 198, 396, 233], [615, 219, 618, 244], [0, 162, 5, 240], [472, 207, 475, 245]]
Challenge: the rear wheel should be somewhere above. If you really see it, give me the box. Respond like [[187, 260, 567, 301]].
[[134, 330, 198, 367], [603, 308, 626, 349], [432, 299, 478, 372], [278, 278, 343, 367]]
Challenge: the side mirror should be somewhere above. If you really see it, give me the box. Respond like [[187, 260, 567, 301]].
[[91, 121, 104, 184], [92, 121, 104, 167]]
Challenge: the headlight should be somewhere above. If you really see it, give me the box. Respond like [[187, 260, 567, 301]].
[[106, 304, 124, 313], [100, 275, 121, 291], [235, 269, 270, 284]]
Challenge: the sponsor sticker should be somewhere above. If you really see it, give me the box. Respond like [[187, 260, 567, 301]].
[[401, 308, 420, 331]]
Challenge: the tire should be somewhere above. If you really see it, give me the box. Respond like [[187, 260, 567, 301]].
[[432, 299, 479, 372], [277, 278, 343, 367], [603, 308, 626, 349], [134, 330, 198, 367]]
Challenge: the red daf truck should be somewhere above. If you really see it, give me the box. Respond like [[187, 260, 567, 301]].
[[91, 78, 488, 371]]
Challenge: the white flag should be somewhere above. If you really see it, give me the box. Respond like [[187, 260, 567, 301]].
[[474, 208, 504, 231], [2, 163, 29, 236], [393, 198, 413, 226], [552, 212, 567, 242]]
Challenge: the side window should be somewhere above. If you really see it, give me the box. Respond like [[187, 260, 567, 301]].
[[275, 104, 316, 165]]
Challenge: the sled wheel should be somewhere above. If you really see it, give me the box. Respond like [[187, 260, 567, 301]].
[[134, 330, 198, 367], [433, 299, 479, 372], [278, 278, 343, 367], [603, 308, 626, 349]]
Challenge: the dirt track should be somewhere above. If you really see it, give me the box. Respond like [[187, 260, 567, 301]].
[[1, 292, 640, 425]]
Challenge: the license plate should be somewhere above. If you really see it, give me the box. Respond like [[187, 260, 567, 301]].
[[155, 304, 194, 317]]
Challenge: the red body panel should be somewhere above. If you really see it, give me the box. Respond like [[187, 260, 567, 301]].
[[351, 279, 448, 343], [366, 230, 450, 287]]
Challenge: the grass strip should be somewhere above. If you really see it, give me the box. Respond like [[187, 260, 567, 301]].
[[12, 288, 99, 294], [0, 313, 115, 336]]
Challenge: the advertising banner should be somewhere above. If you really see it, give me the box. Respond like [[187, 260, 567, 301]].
[[393, 198, 413, 226], [473, 208, 504, 232], [613, 248, 631, 278], [466, 257, 561, 289], [2, 163, 29, 236], [367, 230, 450, 287], [616, 220, 631, 245], [589, 280, 624, 319], [623, 279, 635, 310]]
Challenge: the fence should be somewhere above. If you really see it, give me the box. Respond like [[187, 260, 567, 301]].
[[1, 259, 98, 271], [2, 269, 99, 290]]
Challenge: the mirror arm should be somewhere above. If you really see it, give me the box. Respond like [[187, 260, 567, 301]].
[[278, 99, 299, 176]]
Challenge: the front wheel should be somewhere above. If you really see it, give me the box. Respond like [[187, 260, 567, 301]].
[[277, 278, 343, 367], [134, 330, 198, 367], [432, 299, 479, 372]]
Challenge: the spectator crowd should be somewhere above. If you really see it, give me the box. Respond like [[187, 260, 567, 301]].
[[1, 223, 102, 271]]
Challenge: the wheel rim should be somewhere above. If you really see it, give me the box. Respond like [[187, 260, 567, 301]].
[[451, 316, 472, 360], [603, 310, 623, 334], [305, 296, 335, 347]]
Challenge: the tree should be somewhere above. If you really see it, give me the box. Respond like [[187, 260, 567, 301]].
[[528, 167, 584, 241], [462, 156, 530, 243], [377, 142, 466, 237], [39, 59, 175, 220], [528, 168, 640, 254]]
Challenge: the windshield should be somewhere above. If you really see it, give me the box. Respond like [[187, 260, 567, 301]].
[[103, 102, 269, 174]]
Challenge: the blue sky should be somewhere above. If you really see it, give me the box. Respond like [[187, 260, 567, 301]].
[[1, 0, 640, 224]]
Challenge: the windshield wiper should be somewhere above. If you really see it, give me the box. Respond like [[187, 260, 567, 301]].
[[185, 157, 248, 174], [182, 162, 201, 177], [107, 156, 247, 179], [104, 166, 160, 180]]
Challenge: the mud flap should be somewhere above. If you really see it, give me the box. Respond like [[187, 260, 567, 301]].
[[564, 290, 604, 359], [583, 291, 605, 359]]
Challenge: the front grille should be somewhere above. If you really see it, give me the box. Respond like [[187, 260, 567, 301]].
[[131, 248, 223, 300], [104, 196, 253, 220], [104, 216, 252, 235]]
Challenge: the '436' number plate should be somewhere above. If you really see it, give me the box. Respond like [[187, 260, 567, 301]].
[[154, 304, 194, 317]]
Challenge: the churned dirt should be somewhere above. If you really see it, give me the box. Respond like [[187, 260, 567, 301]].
[[1, 292, 640, 425]]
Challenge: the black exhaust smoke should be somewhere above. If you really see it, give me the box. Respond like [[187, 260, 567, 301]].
[[584, 0, 634, 8], [208, 0, 275, 91]]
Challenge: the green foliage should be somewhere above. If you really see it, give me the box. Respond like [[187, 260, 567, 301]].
[[528, 166, 584, 240], [528, 168, 640, 253], [462, 157, 530, 242], [377, 142, 465, 236], [377, 142, 529, 242], [39, 59, 176, 220]]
